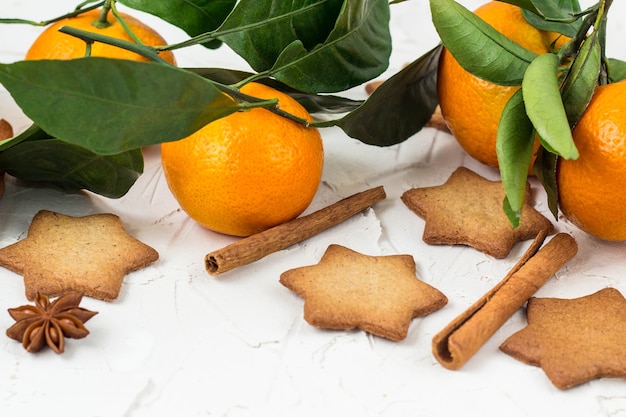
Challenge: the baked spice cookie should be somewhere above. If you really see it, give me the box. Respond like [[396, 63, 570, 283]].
[[401, 167, 554, 258], [500, 288, 626, 390], [0, 210, 159, 301], [279, 244, 448, 341]]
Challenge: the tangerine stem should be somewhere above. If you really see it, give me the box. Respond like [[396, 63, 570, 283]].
[[58, 26, 170, 63], [109, 1, 145, 45], [93, 0, 113, 29], [557, 6, 597, 64], [595, 0, 612, 84], [213, 83, 312, 127], [75, 0, 103, 11], [0, 1, 104, 26], [84, 42, 93, 58], [232, 71, 271, 89]]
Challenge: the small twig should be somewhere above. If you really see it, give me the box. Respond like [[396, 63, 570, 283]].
[[0, 1, 104, 26], [213, 82, 313, 127], [109, 1, 145, 45], [57, 26, 170, 64]]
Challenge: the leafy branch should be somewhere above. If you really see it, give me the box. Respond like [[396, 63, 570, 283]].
[[3, 0, 621, 207], [429, 0, 621, 226], [0, 0, 393, 195], [0, 1, 105, 26]]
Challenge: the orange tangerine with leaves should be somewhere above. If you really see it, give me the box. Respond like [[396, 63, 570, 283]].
[[26, 8, 176, 64], [437, 1, 568, 168], [161, 82, 324, 237]]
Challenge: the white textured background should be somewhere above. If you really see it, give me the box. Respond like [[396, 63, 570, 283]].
[[1, 1, 625, 416]]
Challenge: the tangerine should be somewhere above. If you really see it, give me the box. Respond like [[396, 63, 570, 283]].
[[557, 81, 626, 241], [160, 82, 324, 237], [25, 8, 176, 64], [437, 1, 566, 168]]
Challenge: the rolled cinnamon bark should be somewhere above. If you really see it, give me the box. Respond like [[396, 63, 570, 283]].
[[205, 186, 386, 276], [432, 231, 578, 370]]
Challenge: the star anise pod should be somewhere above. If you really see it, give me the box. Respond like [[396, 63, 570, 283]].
[[6, 292, 98, 354]]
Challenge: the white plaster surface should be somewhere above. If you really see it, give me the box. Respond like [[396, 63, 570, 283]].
[[1, 1, 626, 416]]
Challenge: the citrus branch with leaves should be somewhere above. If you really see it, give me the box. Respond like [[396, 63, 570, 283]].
[[429, 0, 624, 227], [0, 0, 391, 197], [0, 0, 625, 228]]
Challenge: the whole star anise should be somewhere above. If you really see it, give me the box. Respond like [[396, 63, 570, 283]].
[[6, 292, 98, 354]]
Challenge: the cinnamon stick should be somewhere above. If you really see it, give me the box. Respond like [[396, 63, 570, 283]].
[[205, 186, 386, 276], [432, 231, 578, 370]]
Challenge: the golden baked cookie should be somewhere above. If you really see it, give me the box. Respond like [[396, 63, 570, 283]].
[[500, 288, 626, 389], [280, 244, 447, 341], [0, 210, 159, 301], [401, 166, 553, 258]]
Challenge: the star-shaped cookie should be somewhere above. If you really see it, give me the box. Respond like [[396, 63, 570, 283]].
[[401, 167, 553, 258], [500, 288, 626, 389], [0, 210, 159, 301], [279, 244, 448, 341]]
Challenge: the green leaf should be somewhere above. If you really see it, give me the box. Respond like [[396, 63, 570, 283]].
[[188, 67, 363, 114], [288, 92, 362, 114], [0, 58, 240, 155], [430, 0, 537, 85], [0, 126, 143, 198], [522, 53, 578, 159], [218, 0, 391, 93], [503, 197, 521, 229], [0, 123, 47, 152], [187, 67, 265, 85], [532, 147, 559, 219], [560, 32, 601, 126], [608, 58, 626, 83], [332, 46, 441, 146], [496, 89, 535, 226], [218, 0, 344, 71], [521, 0, 582, 37], [268, 0, 391, 92], [118, 0, 236, 49]]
